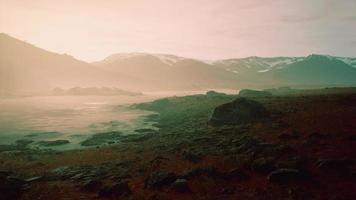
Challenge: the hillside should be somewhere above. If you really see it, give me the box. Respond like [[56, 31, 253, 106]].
[[1, 33, 356, 95], [93, 53, 240, 90], [0, 33, 131, 96]]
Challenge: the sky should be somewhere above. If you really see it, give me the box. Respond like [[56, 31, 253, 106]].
[[1, 0, 356, 62]]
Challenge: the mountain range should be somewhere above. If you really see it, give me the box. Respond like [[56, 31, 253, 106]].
[[1, 33, 356, 96]]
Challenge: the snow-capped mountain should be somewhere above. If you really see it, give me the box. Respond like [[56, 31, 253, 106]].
[[1, 33, 356, 95], [214, 55, 356, 75]]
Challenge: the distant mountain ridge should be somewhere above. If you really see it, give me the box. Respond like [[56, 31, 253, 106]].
[[1, 33, 356, 96]]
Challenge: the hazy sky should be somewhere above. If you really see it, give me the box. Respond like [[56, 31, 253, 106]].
[[1, 0, 355, 61]]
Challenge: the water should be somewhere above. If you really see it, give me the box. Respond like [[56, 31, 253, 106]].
[[0, 89, 238, 150], [0, 95, 160, 150]]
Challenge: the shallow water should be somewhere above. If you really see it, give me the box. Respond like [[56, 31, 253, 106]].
[[0, 95, 159, 150]]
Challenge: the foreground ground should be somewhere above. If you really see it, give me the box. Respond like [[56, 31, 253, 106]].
[[1, 87, 356, 200]]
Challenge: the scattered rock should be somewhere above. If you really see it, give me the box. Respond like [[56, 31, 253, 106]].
[[278, 132, 299, 140], [81, 180, 102, 192], [81, 131, 122, 146], [0, 174, 26, 200], [268, 168, 307, 184], [181, 166, 218, 179], [15, 139, 34, 146], [37, 140, 69, 147], [221, 186, 236, 195], [238, 89, 272, 98], [251, 157, 276, 173], [145, 171, 177, 189], [25, 176, 42, 183], [120, 133, 154, 143], [98, 181, 131, 197], [317, 159, 353, 172], [170, 179, 190, 192], [50, 165, 106, 181], [221, 168, 248, 180], [209, 98, 268, 126], [182, 150, 202, 162]]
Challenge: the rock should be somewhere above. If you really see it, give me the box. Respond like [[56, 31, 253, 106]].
[[238, 89, 272, 98], [221, 186, 236, 195], [278, 132, 299, 140], [303, 132, 328, 146], [209, 98, 268, 126], [221, 168, 248, 180], [267, 168, 307, 184], [98, 181, 131, 197], [25, 176, 42, 183], [50, 165, 105, 181], [15, 139, 34, 146], [170, 179, 190, 192], [251, 157, 276, 173], [36, 140, 69, 147], [145, 171, 177, 189], [81, 180, 102, 192], [0, 170, 13, 177], [181, 166, 218, 179], [81, 131, 122, 146], [317, 159, 353, 172], [206, 90, 227, 97], [120, 133, 154, 143], [182, 150, 202, 162], [0, 175, 26, 200]]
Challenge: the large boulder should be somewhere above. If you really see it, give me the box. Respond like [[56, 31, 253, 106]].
[[0, 173, 26, 200], [144, 171, 177, 189], [238, 89, 272, 98], [209, 98, 268, 126]]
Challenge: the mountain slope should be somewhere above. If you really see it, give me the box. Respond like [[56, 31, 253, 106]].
[[0, 33, 132, 95], [93, 53, 240, 90], [266, 54, 356, 86]]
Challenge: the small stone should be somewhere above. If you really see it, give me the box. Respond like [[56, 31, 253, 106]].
[[98, 181, 131, 197], [267, 168, 307, 184], [81, 180, 102, 192], [144, 171, 177, 189], [170, 179, 190, 192]]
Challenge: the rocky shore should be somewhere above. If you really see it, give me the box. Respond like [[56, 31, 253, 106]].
[[1, 87, 355, 200]]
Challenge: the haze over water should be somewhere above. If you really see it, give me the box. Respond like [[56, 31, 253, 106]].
[[0, 95, 159, 150]]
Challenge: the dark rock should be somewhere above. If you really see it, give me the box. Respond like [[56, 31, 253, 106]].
[[221, 186, 236, 195], [251, 157, 276, 173], [317, 159, 353, 172], [81, 180, 102, 192], [120, 133, 154, 143], [0, 175, 26, 200], [15, 139, 34, 146], [170, 179, 190, 192], [303, 132, 328, 145], [147, 193, 162, 200], [37, 140, 69, 147], [25, 176, 42, 183], [81, 131, 122, 146], [209, 98, 268, 126], [278, 132, 299, 140], [182, 150, 202, 162], [98, 181, 131, 197], [145, 171, 177, 189], [221, 168, 248, 180], [238, 89, 272, 97], [0, 170, 13, 177], [268, 168, 307, 184], [181, 166, 218, 179], [288, 187, 313, 200], [50, 165, 106, 181]]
